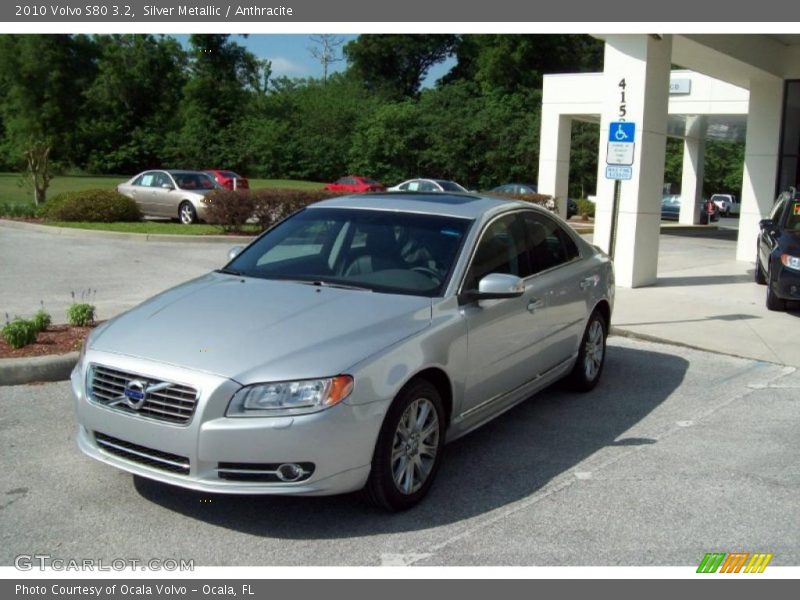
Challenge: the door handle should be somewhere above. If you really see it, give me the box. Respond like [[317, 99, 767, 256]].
[[527, 298, 544, 313]]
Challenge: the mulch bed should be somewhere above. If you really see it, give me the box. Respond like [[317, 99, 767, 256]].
[[0, 324, 95, 359]]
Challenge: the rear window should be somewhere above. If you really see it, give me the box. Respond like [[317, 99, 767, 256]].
[[221, 171, 240, 179]]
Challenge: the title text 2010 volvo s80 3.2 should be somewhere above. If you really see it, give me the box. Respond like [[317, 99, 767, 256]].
[[72, 192, 614, 511]]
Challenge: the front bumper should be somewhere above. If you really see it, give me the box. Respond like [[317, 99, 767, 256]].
[[72, 352, 389, 496], [773, 264, 800, 300]]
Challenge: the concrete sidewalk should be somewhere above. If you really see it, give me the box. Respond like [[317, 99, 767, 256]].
[[603, 229, 800, 367]]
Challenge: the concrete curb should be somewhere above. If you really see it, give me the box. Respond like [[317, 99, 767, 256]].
[[0, 219, 254, 244], [0, 352, 79, 386], [609, 327, 776, 365]]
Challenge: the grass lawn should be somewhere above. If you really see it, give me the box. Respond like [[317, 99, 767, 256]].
[[46, 221, 261, 236], [0, 172, 324, 207]]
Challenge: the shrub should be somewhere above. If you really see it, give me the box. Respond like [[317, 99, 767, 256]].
[[2, 318, 38, 349], [203, 188, 348, 233], [67, 303, 95, 327], [0, 202, 37, 218], [38, 189, 141, 222], [251, 189, 348, 231], [202, 189, 256, 233], [31, 309, 52, 333], [575, 198, 596, 219]]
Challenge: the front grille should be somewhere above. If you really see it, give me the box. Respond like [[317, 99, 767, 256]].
[[89, 365, 199, 425], [217, 462, 315, 482], [95, 432, 190, 475]]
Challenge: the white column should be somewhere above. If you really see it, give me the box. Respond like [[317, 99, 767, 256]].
[[679, 117, 705, 225], [737, 76, 783, 261], [537, 107, 572, 219], [594, 35, 672, 288]]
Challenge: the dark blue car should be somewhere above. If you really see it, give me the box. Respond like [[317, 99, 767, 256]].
[[755, 190, 800, 311]]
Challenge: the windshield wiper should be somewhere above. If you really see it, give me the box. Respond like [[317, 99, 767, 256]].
[[217, 268, 246, 276], [300, 279, 372, 292]]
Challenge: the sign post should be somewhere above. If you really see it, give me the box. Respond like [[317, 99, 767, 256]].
[[605, 120, 636, 261]]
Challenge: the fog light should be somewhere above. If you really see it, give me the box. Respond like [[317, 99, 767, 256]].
[[276, 463, 305, 482]]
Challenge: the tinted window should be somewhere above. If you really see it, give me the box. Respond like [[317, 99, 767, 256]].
[[437, 181, 465, 192], [786, 200, 800, 230], [770, 198, 787, 224], [522, 212, 580, 273], [228, 208, 471, 297], [464, 214, 530, 290], [173, 173, 215, 190]]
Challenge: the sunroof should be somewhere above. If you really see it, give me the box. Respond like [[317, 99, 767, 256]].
[[383, 192, 481, 205]]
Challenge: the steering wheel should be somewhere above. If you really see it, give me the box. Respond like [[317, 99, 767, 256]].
[[411, 266, 442, 284]]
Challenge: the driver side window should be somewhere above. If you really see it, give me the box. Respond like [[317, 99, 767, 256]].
[[464, 214, 529, 291]]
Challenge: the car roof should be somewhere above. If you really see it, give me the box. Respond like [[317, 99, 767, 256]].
[[310, 192, 538, 220]]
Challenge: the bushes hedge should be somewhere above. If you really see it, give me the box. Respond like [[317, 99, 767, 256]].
[[203, 188, 348, 233], [38, 189, 141, 222], [574, 198, 596, 219]]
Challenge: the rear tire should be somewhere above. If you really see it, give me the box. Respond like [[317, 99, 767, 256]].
[[766, 262, 786, 311], [364, 380, 445, 511], [565, 310, 607, 392]]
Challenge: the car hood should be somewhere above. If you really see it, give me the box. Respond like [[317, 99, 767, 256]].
[[90, 273, 432, 383]]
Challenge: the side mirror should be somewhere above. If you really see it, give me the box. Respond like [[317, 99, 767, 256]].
[[758, 219, 774, 231], [228, 245, 244, 261], [161, 183, 174, 190], [461, 273, 525, 304]]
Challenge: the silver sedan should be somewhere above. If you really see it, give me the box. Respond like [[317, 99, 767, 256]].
[[72, 193, 614, 510], [117, 170, 219, 224]]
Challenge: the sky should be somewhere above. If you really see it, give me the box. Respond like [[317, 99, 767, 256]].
[[173, 34, 456, 86]]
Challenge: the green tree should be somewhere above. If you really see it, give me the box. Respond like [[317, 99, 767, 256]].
[[173, 35, 261, 168], [344, 34, 457, 98], [82, 34, 186, 173], [443, 35, 604, 92], [0, 34, 98, 170]]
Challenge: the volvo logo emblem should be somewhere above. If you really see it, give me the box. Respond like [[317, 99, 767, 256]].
[[122, 380, 148, 409]]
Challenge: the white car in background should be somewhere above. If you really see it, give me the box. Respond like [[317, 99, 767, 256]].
[[710, 194, 740, 217], [388, 179, 469, 193]]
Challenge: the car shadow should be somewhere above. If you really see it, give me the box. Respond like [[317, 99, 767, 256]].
[[133, 344, 687, 538]]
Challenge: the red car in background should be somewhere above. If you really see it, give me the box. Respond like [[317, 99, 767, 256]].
[[206, 169, 250, 190], [324, 176, 386, 193]]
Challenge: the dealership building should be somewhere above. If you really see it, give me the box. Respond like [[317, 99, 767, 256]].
[[537, 35, 800, 287]]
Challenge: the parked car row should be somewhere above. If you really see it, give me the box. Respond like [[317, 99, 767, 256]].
[[660, 195, 720, 223]]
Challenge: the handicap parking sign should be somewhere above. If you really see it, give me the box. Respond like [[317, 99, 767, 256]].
[[609, 122, 635, 143]]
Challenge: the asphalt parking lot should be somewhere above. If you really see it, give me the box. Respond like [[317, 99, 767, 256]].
[[1, 336, 797, 566]]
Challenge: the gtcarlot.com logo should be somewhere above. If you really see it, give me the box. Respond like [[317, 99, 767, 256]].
[[697, 552, 773, 573]]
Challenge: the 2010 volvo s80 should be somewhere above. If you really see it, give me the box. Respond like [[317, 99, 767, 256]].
[[72, 193, 614, 510]]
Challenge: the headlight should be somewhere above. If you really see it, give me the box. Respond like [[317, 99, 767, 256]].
[[780, 254, 800, 271], [226, 375, 354, 417]]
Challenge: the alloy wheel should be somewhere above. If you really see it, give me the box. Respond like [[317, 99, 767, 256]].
[[390, 397, 440, 495]]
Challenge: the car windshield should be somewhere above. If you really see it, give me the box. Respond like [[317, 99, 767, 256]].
[[437, 181, 466, 192], [173, 173, 217, 190], [786, 201, 800, 230], [225, 208, 472, 296]]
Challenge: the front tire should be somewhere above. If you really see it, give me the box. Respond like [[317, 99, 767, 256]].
[[565, 309, 608, 392], [754, 253, 767, 285], [364, 380, 445, 511], [179, 201, 197, 225], [766, 262, 786, 311]]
